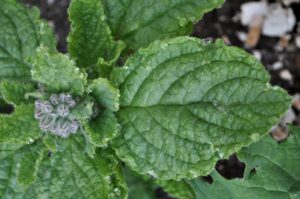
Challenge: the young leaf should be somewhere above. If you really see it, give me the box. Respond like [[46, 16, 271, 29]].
[[17, 142, 47, 187], [70, 98, 94, 121], [187, 127, 300, 199], [0, 0, 56, 81], [68, 0, 123, 69], [85, 110, 119, 148], [101, 0, 224, 49], [23, 135, 128, 199], [87, 78, 120, 112], [31, 47, 87, 96], [111, 37, 291, 180], [0, 80, 35, 105], [0, 105, 42, 144]]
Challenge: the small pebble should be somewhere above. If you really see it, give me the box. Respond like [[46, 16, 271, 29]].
[[270, 124, 289, 142], [272, 61, 283, 70], [279, 69, 293, 81], [282, 0, 300, 6], [236, 31, 247, 42], [295, 35, 300, 49], [252, 50, 262, 61], [47, 0, 55, 5], [281, 108, 296, 124], [293, 94, 300, 110]]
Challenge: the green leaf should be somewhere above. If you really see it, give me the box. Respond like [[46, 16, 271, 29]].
[[17, 142, 47, 187], [70, 98, 94, 121], [0, 143, 29, 198], [88, 78, 120, 112], [85, 110, 119, 148], [124, 168, 157, 199], [0, 0, 56, 81], [0, 105, 42, 144], [96, 41, 126, 78], [187, 127, 300, 199], [157, 180, 195, 199], [31, 47, 87, 96], [112, 37, 291, 180], [24, 135, 128, 199], [102, 0, 224, 49], [68, 0, 122, 69], [0, 135, 128, 198], [0, 80, 35, 105], [42, 134, 57, 152]]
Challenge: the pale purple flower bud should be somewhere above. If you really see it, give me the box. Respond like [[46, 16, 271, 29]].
[[34, 93, 79, 138], [35, 100, 43, 110], [40, 115, 54, 131], [34, 110, 44, 120], [50, 94, 60, 105], [56, 104, 69, 117], [66, 98, 76, 108], [40, 101, 53, 113], [53, 118, 71, 137], [69, 120, 79, 134]]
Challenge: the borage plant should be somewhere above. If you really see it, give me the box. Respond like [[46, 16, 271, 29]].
[[0, 0, 297, 198]]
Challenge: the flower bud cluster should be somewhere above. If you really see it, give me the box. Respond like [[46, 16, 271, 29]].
[[34, 93, 79, 138]]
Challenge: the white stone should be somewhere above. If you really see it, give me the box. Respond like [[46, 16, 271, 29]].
[[296, 35, 300, 49], [236, 31, 247, 42], [280, 69, 293, 81], [47, 0, 55, 5], [262, 4, 296, 37], [240, 1, 268, 26], [282, 0, 300, 6], [252, 50, 262, 61], [272, 61, 283, 70]]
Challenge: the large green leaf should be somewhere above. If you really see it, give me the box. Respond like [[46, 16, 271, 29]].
[[101, 0, 224, 49], [68, 0, 123, 69], [0, 105, 42, 144], [187, 127, 300, 199], [112, 37, 291, 180], [23, 135, 127, 199], [31, 47, 87, 96], [0, 80, 35, 105], [0, 135, 127, 198], [0, 0, 56, 81]]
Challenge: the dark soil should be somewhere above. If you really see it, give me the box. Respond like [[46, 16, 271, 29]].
[[5, 0, 300, 198]]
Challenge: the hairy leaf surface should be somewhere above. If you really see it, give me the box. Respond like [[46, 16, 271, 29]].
[[187, 127, 300, 199], [0, 135, 127, 199], [31, 47, 87, 96], [17, 142, 46, 187], [68, 0, 123, 69], [0, 105, 41, 144], [102, 0, 224, 49], [88, 78, 120, 112], [0, 80, 35, 105], [0, 0, 56, 81], [85, 110, 119, 148], [112, 37, 291, 180], [0, 143, 29, 198], [24, 135, 127, 199]]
